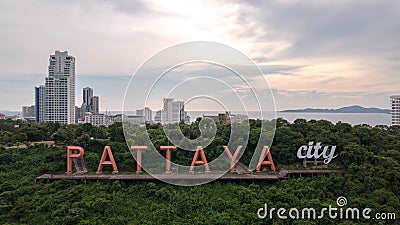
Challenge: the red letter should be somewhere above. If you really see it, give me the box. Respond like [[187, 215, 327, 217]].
[[189, 146, 210, 173], [223, 146, 243, 172], [160, 146, 177, 173], [67, 146, 85, 174], [256, 146, 275, 172], [131, 146, 148, 174], [97, 146, 118, 174]]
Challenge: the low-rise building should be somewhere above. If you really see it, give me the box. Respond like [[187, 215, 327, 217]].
[[125, 115, 145, 125], [203, 112, 248, 124], [84, 113, 108, 126], [203, 112, 230, 124], [229, 114, 249, 124]]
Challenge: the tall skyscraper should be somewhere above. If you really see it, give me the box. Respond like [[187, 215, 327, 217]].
[[391, 95, 400, 125], [82, 87, 93, 109], [35, 50, 76, 124], [77, 87, 100, 122], [90, 96, 99, 114], [35, 85, 45, 123]]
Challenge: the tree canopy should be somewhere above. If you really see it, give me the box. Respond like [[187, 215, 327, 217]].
[[0, 119, 399, 224]]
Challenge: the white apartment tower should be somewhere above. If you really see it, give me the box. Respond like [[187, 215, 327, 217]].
[[171, 101, 185, 122], [391, 95, 400, 125], [44, 50, 76, 124], [162, 98, 186, 123], [144, 107, 152, 122]]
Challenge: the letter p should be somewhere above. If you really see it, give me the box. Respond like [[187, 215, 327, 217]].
[[67, 146, 85, 174]]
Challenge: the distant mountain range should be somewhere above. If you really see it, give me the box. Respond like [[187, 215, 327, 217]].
[[281, 105, 390, 114]]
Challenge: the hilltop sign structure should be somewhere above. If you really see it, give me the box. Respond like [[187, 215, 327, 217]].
[[66, 145, 276, 174], [297, 142, 337, 167], [65, 142, 338, 176]]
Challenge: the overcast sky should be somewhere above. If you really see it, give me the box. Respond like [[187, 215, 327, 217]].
[[0, 0, 399, 111]]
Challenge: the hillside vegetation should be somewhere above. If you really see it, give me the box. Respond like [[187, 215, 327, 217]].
[[0, 119, 399, 224]]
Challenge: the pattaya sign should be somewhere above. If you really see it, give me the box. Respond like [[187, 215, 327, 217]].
[[297, 141, 337, 164], [66, 142, 338, 177], [66, 145, 276, 174]]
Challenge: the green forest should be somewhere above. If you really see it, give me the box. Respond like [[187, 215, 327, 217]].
[[0, 118, 399, 224]]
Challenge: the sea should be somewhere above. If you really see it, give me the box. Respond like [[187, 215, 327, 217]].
[[185, 111, 392, 127]]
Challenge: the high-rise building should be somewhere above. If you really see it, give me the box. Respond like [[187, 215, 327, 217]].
[[171, 101, 185, 122], [90, 96, 99, 114], [144, 107, 152, 122], [80, 87, 99, 114], [35, 50, 75, 124], [82, 87, 93, 107], [391, 95, 400, 125], [35, 85, 45, 123], [154, 110, 162, 123], [75, 106, 84, 123], [22, 105, 35, 119], [163, 98, 173, 113], [162, 98, 187, 124], [43, 50, 76, 124]]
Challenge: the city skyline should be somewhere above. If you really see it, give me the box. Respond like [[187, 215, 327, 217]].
[[0, 1, 400, 111]]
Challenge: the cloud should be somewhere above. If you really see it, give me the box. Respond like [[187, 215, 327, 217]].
[[0, 0, 291, 75], [240, 0, 400, 57], [235, 0, 400, 93], [0, 0, 399, 110]]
